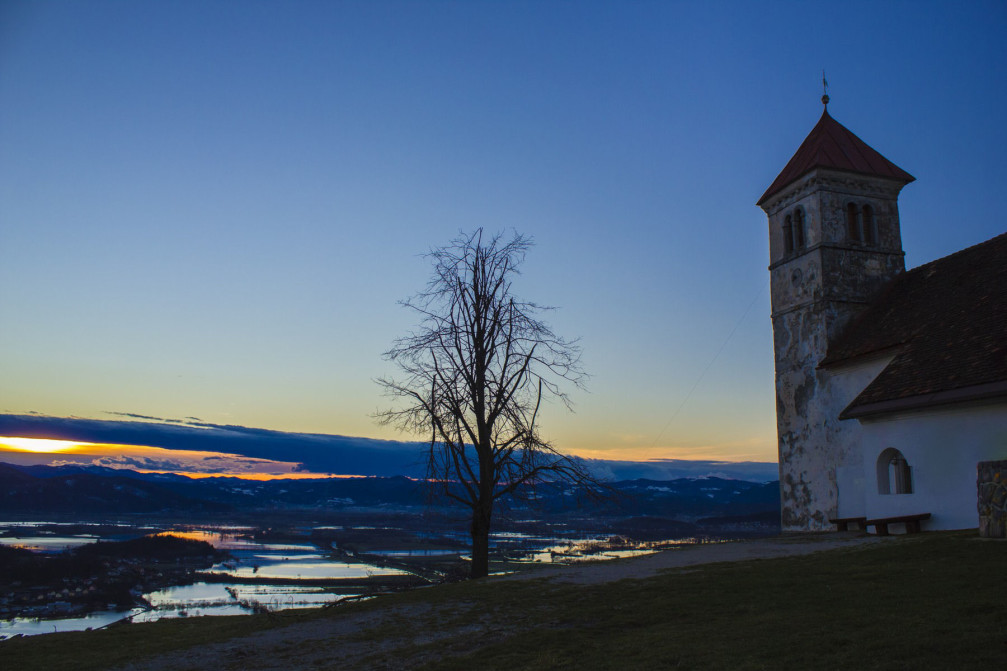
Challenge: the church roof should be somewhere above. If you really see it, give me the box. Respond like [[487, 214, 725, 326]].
[[757, 109, 915, 206], [822, 232, 1007, 418]]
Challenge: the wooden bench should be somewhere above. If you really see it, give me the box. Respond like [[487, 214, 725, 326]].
[[865, 513, 931, 536], [829, 516, 868, 532]]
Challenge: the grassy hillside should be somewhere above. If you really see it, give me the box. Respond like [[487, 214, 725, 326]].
[[1, 531, 1003, 670]]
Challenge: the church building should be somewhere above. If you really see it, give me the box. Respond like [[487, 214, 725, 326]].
[[758, 97, 1007, 533]]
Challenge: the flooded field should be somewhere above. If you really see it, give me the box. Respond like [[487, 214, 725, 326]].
[[0, 608, 145, 638], [0, 534, 99, 553], [0, 517, 714, 639], [0, 521, 407, 639], [136, 582, 351, 620], [161, 529, 410, 581]]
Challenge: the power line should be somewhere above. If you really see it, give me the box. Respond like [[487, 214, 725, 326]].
[[650, 279, 769, 450]]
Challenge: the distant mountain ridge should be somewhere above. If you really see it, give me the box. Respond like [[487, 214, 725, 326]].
[[0, 462, 228, 514], [0, 462, 779, 521]]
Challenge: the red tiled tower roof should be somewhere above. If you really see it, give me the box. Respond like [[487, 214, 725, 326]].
[[757, 109, 915, 206]]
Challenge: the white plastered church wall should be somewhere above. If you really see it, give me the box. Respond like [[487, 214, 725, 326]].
[[855, 402, 1007, 530]]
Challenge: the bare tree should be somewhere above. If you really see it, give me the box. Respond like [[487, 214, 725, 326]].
[[377, 229, 597, 579]]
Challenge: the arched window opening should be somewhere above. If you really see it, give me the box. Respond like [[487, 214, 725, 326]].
[[793, 208, 806, 249], [862, 205, 876, 246], [783, 215, 794, 254], [846, 203, 860, 242], [877, 447, 913, 495]]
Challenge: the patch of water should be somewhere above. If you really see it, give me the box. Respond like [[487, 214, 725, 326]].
[[130, 604, 250, 622], [367, 549, 461, 557], [162, 529, 410, 580], [516, 537, 702, 564], [135, 581, 348, 621], [0, 608, 143, 640], [525, 547, 658, 563], [0, 535, 98, 552], [201, 559, 406, 580]]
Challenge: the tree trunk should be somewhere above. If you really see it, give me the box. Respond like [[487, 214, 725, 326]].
[[469, 502, 492, 579]]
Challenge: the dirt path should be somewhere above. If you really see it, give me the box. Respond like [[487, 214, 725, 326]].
[[496, 532, 887, 585], [113, 533, 884, 671]]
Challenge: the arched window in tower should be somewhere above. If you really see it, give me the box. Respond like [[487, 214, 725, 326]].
[[783, 215, 794, 254], [846, 203, 861, 242], [876, 447, 913, 495], [862, 204, 876, 246], [793, 208, 806, 249]]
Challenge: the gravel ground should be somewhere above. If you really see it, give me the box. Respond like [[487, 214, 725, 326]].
[[113, 533, 885, 671]]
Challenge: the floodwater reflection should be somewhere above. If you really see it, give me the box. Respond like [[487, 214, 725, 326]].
[[201, 560, 406, 580], [157, 530, 409, 579], [134, 582, 350, 621], [176, 532, 409, 580], [0, 523, 404, 639], [0, 535, 98, 552], [0, 608, 143, 639], [0, 521, 718, 639]]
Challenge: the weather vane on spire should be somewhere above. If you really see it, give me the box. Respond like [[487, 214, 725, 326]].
[[822, 70, 830, 107]]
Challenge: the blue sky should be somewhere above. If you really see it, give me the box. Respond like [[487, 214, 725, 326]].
[[2, 1, 1005, 463]]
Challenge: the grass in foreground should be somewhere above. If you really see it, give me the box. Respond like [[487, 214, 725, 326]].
[[1, 531, 1004, 670], [420, 532, 1007, 670]]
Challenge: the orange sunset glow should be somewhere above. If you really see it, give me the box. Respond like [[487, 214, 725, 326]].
[[0, 436, 91, 453], [0, 436, 343, 480]]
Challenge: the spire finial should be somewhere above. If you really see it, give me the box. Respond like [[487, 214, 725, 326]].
[[821, 70, 830, 107]]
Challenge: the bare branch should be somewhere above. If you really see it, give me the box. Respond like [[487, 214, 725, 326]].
[[375, 228, 602, 579]]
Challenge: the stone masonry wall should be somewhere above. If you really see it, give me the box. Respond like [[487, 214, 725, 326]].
[[978, 460, 1007, 538], [763, 168, 909, 532], [772, 301, 875, 530]]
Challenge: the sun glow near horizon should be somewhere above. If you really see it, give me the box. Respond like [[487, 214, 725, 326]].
[[0, 436, 94, 453], [0, 435, 350, 480], [567, 437, 777, 463]]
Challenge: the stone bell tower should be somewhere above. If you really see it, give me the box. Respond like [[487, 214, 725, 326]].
[[757, 96, 914, 531]]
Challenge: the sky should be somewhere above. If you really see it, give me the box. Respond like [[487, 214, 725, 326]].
[[1, 0, 1005, 466], [0, 436, 310, 479]]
